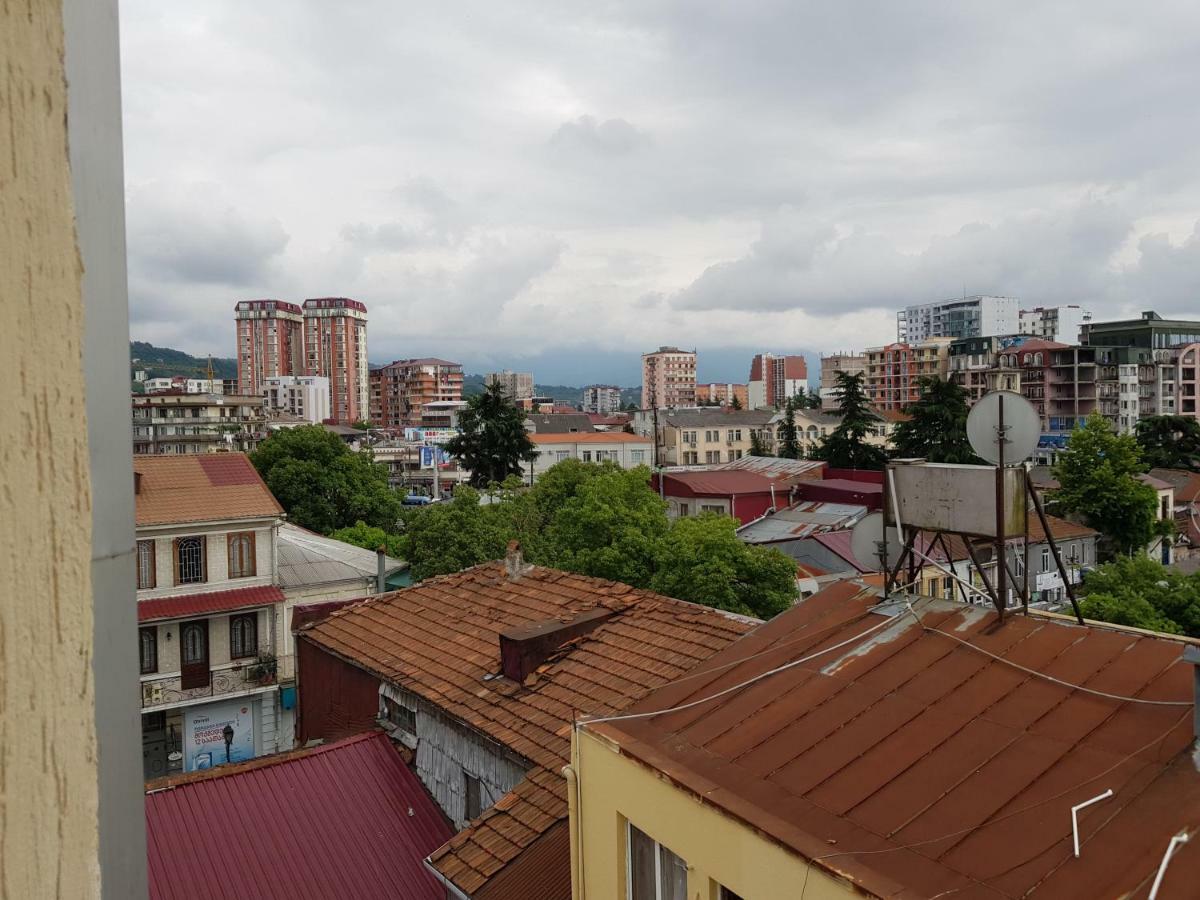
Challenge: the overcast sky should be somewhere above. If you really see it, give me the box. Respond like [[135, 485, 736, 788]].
[[121, 2, 1200, 384]]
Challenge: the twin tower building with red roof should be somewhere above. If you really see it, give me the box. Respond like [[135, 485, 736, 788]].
[[234, 298, 369, 424]]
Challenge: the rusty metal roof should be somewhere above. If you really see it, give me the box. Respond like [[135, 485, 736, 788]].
[[590, 583, 1200, 898], [737, 501, 869, 543], [144, 732, 452, 900], [298, 561, 755, 898]]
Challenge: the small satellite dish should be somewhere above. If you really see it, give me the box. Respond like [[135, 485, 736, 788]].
[[967, 390, 1040, 466], [850, 512, 904, 572]]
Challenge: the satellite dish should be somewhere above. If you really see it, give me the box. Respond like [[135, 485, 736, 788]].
[[967, 391, 1040, 466], [850, 512, 904, 572]]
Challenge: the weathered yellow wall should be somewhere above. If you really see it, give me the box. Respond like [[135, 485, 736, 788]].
[[572, 728, 857, 900], [0, 2, 101, 896]]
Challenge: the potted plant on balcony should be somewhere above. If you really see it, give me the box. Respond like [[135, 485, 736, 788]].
[[247, 652, 277, 686]]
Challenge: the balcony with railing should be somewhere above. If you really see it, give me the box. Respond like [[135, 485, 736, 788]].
[[140, 656, 280, 711]]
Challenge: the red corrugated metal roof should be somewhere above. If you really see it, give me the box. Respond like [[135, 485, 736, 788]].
[[137, 585, 284, 623], [593, 585, 1200, 898], [145, 731, 453, 900], [663, 470, 777, 495]]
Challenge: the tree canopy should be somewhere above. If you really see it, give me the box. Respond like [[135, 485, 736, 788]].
[[397, 459, 798, 618], [250, 425, 401, 533], [1052, 413, 1167, 557], [444, 381, 537, 487], [329, 521, 405, 559], [890, 376, 980, 463], [810, 371, 887, 470], [1136, 415, 1200, 472], [1078, 555, 1200, 636], [650, 514, 796, 618]]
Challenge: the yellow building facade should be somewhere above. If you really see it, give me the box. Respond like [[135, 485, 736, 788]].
[[568, 726, 858, 900]]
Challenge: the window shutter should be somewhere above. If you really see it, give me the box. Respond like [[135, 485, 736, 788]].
[[249, 531, 257, 577]]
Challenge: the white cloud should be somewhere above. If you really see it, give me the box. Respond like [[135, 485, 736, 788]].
[[119, 1, 1200, 381]]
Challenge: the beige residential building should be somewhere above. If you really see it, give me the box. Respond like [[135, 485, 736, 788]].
[[641, 346, 697, 409], [656, 409, 775, 466], [819, 352, 867, 410], [132, 392, 268, 454], [485, 369, 534, 400], [529, 432, 654, 479]]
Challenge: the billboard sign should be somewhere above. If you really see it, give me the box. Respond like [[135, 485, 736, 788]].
[[419, 446, 452, 469], [184, 699, 255, 772], [404, 427, 457, 445]]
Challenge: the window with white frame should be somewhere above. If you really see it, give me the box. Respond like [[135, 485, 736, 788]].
[[1041, 547, 1051, 572], [628, 823, 687, 900], [630, 450, 646, 463], [136, 539, 156, 590]]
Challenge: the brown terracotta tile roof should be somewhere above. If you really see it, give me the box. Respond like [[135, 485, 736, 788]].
[[134, 453, 283, 526], [591, 583, 1200, 898], [297, 562, 756, 898]]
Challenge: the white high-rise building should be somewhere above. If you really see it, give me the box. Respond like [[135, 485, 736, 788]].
[[897, 295, 1020, 342], [582, 385, 623, 414], [262, 375, 331, 424], [1018, 305, 1092, 344]]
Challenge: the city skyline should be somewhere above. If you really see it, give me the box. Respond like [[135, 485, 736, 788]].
[[121, 3, 1200, 383]]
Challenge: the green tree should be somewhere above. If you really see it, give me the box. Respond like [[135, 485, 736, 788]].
[[329, 521, 404, 558], [444, 382, 537, 487], [749, 429, 770, 457], [777, 398, 801, 459], [1053, 413, 1167, 557], [399, 486, 517, 581], [250, 426, 401, 533], [1136, 415, 1200, 472], [890, 377, 980, 463], [650, 514, 796, 618], [810, 372, 887, 470], [729, 395, 743, 410], [1077, 555, 1200, 636], [536, 465, 667, 587]]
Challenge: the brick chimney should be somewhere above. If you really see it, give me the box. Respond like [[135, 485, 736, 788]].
[[500, 607, 618, 682]]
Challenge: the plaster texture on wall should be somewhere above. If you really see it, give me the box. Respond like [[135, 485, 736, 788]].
[[1, 2, 101, 896]]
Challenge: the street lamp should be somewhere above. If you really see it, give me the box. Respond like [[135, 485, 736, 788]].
[[222, 724, 234, 763]]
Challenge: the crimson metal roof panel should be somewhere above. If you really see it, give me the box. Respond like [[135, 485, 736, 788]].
[[145, 732, 452, 900]]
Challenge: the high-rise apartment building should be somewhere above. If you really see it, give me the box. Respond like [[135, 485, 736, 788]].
[[865, 338, 953, 411], [897, 295, 1019, 343], [1018, 305, 1092, 344], [747, 353, 808, 409], [641, 347, 697, 409], [302, 298, 368, 424], [485, 370, 534, 400], [582, 385, 623, 415], [369, 358, 464, 430], [1081, 309, 1200, 350], [235, 300, 304, 396], [819, 353, 867, 411]]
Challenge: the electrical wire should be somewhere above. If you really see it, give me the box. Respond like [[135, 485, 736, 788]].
[[921, 620, 1192, 707], [579, 612, 900, 726]]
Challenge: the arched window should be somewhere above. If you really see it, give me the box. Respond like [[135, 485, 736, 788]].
[[807, 426, 819, 440], [1034, 353, 1043, 366], [230, 614, 258, 660], [227, 532, 256, 579], [175, 536, 205, 585], [139, 628, 157, 675]]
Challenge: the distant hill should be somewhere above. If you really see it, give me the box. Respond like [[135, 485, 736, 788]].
[[130, 341, 237, 380], [461, 375, 640, 409]]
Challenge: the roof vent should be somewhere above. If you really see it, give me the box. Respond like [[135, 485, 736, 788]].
[[499, 607, 617, 683]]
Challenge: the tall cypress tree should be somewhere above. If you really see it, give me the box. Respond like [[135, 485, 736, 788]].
[[777, 397, 801, 459], [810, 371, 887, 470], [444, 382, 538, 487], [890, 376, 979, 463]]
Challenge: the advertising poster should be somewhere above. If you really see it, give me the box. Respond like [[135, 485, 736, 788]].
[[184, 699, 256, 772], [419, 446, 451, 469]]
